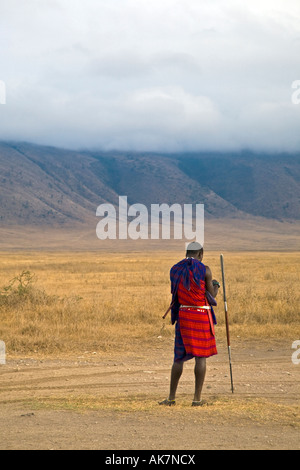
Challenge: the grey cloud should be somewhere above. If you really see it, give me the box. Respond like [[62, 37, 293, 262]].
[[89, 51, 200, 80], [0, 0, 300, 152]]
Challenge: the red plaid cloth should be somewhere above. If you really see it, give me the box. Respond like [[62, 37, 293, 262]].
[[170, 258, 217, 325], [176, 307, 217, 361], [174, 271, 218, 362]]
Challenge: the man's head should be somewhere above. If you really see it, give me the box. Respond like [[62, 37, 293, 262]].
[[186, 241, 203, 261]]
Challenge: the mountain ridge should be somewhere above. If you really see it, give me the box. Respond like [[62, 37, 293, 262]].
[[1, 141, 300, 228]]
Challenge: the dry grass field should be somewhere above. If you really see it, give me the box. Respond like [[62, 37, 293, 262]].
[[0, 251, 299, 355], [0, 250, 299, 450]]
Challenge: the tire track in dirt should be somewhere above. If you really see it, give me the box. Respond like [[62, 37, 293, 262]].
[[0, 360, 298, 405], [0, 342, 299, 450]]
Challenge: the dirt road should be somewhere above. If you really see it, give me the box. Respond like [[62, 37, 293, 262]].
[[0, 338, 299, 450]]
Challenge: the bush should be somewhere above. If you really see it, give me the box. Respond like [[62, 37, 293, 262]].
[[0, 271, 56, 308]]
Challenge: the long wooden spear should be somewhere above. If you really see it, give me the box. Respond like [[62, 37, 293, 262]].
[[220, 254, 234, 393]]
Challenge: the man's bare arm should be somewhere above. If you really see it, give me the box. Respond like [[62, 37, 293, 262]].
[[205, 266, 219, 298]]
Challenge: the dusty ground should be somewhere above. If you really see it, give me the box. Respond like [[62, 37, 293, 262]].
[[0, 338, 299, 450]]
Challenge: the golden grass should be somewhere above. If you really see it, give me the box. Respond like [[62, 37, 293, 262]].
[[0, 251, 299, 355]]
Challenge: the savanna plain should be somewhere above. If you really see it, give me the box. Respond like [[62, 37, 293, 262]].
[[0, 250, 299, 450]]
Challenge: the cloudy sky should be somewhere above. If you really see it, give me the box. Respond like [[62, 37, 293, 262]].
[[0, 0, 300, 152]]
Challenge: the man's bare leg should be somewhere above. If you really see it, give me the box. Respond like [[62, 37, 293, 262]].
[[193, 357, 206, 403], [169, 360, 184, 401], [159, 361, 183, 405]]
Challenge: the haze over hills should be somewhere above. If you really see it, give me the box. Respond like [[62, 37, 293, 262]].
[[1, 141, 300, 223], [0, 141, 300, 250]]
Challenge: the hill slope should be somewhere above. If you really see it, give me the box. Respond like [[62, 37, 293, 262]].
[[0, 142, 300, 227]]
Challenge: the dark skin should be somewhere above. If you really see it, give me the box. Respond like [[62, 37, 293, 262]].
[[165, 249, 219, 405]]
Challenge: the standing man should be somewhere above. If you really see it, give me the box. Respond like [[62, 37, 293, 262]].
[[160, 242, 220, 407]]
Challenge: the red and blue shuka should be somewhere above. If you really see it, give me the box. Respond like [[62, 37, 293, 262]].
[[170, 258, 218, 362]]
